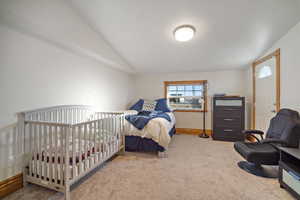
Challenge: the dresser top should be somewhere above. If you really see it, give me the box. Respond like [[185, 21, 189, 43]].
[[279, 147, 300, 159], [213, 96, 245, 100]]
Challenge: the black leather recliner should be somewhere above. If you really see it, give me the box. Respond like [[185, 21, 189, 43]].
[[234, 109, 300, 178]]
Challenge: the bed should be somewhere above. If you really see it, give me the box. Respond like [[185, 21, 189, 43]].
[[123, 99, 176, 156]]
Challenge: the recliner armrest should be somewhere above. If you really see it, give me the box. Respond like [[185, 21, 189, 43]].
[[242, 129, 264, 135], [261, 138, 287, 145], [242, 129, 264, 142]]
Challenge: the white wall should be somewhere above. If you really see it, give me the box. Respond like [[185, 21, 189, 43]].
[[265, 21, 300, 111], [244, 21, 300, 128], [0, 25, 134, 126], [0, 0, 135, 127], [134, 70, 246, 129], [0, 0, 135, 181]]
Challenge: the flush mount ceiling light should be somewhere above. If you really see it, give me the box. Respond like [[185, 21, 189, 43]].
[[174, 25, 196, 42]]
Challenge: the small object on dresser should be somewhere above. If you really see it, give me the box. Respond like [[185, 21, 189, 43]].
[[212, 96, 245, 142], [213, 93, 226, 97]]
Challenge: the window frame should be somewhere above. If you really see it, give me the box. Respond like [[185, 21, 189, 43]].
[[164, 80, 208, 112]]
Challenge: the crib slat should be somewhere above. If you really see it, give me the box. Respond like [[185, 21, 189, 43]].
[[113, 114, 116, 153], [109, 114, 112, 155], [118, 115, 120, 151], [119, 114, 122, 151], [60, 110, 63, 124], [111, 114, 114, 154], [93, 121, 96, 165], [43, 125, 47, 180], [71, 109, 74, 124], [79, 109, 81, 123], [113, 114, 115, 153], [74, 109, 76, 124], [75, 109, 78, 124], [54, 126, 58, 184], [107, 114, 111, 156], [65, 109, 68, 124], [106, 114, 109, 157], [60, 127, 64, 186], [105, 113, 109, 158], [49, 125, 53, 183], [72, 126, 76, 179], [122, 114, 125, 148], [78, 125, 82, 174], [99, 113, 104, 161], [101, 113, 104, 160], [39, 124, 43, 181], [29, 123, 33, 177], [65, 126, 70, 187], [110, 114, 113, 154], [114, 115, 117, 153], [84, 124, 88, 170], [88, 123, 92, 167], [108, 114, 111, 156], [97, 118, 101, 162], [30, 124, 36, 176], [118, 114, 121, 149], [103, 113, 106, 159], [34, 124, 38, 178], [90, 122, 93, 166]]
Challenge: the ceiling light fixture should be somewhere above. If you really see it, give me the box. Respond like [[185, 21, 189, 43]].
[[174, 25, 196, 42]]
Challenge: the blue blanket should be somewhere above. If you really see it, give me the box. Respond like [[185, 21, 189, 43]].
[[125, 111, 171, 130]]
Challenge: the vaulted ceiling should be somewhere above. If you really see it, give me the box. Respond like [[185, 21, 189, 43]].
[[70, 0, 300, 73]]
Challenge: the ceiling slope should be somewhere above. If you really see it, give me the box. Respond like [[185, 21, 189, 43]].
[[71, 0, 300, 73], [0, 0, 135, 73]]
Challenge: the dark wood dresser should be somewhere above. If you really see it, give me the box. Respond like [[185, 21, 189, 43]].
[[212, 97, 245, 141]]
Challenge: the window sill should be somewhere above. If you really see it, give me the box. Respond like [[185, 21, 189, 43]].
[[174, 110, 208, 113]]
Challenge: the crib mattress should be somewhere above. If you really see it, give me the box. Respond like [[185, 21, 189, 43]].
[[28, 139, 120, 181], [33, 139, 119, 164]]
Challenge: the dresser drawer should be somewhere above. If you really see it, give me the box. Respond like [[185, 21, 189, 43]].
[[214, 107, 242, 118], [214, 117, 242, 128], [213, 127, 243, 140]]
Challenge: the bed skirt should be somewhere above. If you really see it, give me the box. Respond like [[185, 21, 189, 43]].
[[125, 126, 176, 152]]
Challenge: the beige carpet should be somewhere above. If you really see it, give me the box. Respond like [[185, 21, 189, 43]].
[[4, 134, 293, 200]]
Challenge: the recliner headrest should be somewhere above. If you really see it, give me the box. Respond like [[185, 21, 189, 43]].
[[277, 108, 300, 119]]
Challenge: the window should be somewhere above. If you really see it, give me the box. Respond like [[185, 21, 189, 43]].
[[164, 80, 207, 112], [258, 66, 272, 79]]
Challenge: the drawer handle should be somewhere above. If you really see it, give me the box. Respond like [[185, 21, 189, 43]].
[[224, 118, 234, 121], [288, 171, 300, 181], [224, 109, 236, 111], [224, 129, 233, 132]]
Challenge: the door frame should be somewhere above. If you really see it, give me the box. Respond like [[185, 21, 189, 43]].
[[252, 48, 281, 129]]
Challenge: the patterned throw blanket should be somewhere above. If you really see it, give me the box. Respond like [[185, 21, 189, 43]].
[[125, 111, 171, 130]]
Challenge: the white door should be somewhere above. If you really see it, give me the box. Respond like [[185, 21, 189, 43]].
[[255, 57, 277, 133]]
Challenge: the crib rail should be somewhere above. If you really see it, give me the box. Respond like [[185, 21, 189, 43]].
[[19, 105, 95, 124], [20, 109, 125, 200]]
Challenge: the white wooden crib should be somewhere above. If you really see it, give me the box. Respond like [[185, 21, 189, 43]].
[[17, 105, 125, 200]]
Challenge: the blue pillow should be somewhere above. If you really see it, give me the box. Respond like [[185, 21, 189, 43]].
[[129, 99, 144, 111], [155, 98, 171, 112]]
